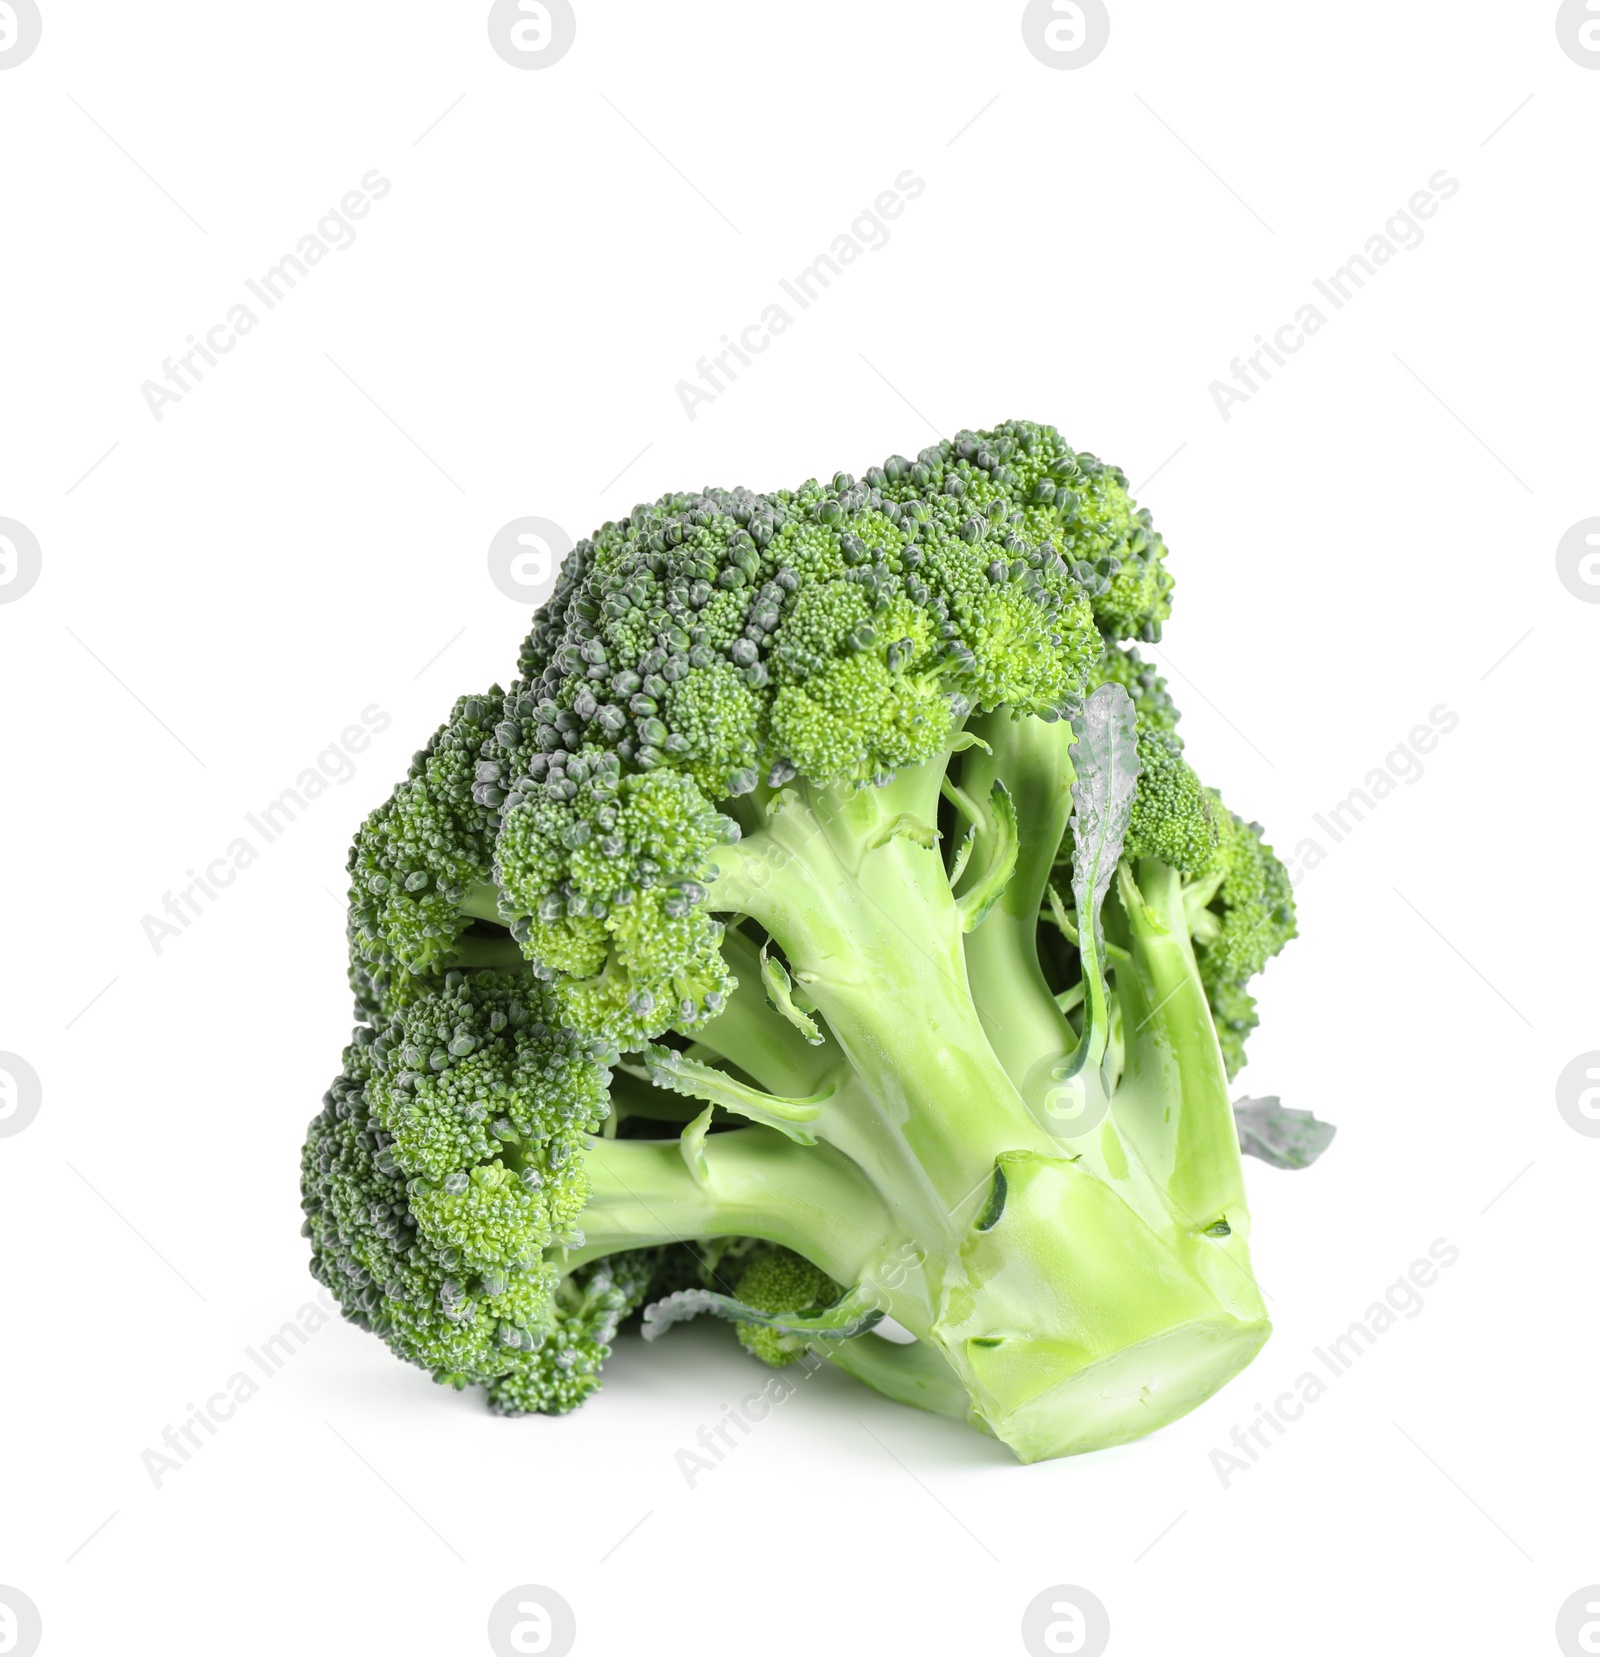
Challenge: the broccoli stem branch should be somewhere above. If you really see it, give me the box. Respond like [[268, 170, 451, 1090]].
[[1108, 859, 1247, 1235], [806, 1329, 971, 1421], [572, 1127, 892, 1288], [439, 932, 525, 970], [460, 882, 504, 923], [958, 710, 1081, 1108]]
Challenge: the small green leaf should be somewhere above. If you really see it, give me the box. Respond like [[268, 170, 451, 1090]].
[[644, 1046, 828, 1146], [939, 775, 982, 825], [679, 1103, 714, 1188], [957, 779, 1019, 934], [759, 945, 824, 1046], [1044, 882, 1079, 945], [1068, 683, 1140, 960], [870, 812, 941, 851]]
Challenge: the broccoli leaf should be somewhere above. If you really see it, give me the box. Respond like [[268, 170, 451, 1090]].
[[641, 1045, 829, 1145], [1068, 682, 1140, 957], [1233, 1096, 1337, 1170], [760, 944, 825, 1046], [640, 1283, 884, 1342]]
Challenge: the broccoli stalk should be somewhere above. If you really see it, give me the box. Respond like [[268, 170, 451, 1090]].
[[306, 420, 1300, 1462], [673, 700, 1267, 1460]]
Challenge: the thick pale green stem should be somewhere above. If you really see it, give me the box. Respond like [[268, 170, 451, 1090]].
[[955, 714, 1179, 1232], [645, 760, 1271, 1462], [1105, 860, 1265, 1326]]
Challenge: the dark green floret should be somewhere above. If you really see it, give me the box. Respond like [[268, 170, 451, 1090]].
[[731, 1245, 844, 1367], [1186, 803, 1298, 1078]]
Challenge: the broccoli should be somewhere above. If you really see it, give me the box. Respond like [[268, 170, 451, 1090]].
[[303, 419, 1308, 1462], [727, 1244, 843, 1367]]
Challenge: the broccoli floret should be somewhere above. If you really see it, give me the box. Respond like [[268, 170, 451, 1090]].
[[302, 1031, 556, 1393], [1206, 978, 1263, 1083], [874, 424, 1173, 642], [731, 1245, 842, 1367], [348, 691, 505, 983], [1124, 728, 1218, 875], [1088, 647, 1291, 1073], [1092, 640, 1204, 871], [485, 1252, 659, 1415], [303, 420, 1311, 1461], [494, 762, 739, 1050], [1185, 800, 1298, 1077], [301, 973, 624, 1405]]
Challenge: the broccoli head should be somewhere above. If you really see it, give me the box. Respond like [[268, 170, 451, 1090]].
[[303, 419, 1309, 1462]]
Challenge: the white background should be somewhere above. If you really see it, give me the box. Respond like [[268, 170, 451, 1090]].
[[1, 4, 1595, 1654]]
